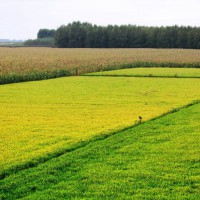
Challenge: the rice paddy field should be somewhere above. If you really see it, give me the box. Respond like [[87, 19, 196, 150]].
[[86, 67, 200, 78], [0, 48, 200, 199], [1, 99, 200, 199], [1, 76, 200, 177]]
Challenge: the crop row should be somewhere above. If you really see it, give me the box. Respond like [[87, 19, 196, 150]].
[[0, 48, 200, 84]]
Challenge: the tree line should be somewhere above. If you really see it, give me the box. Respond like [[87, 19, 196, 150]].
[[55, 22, 200, 49], [26, 22, 200, 49]]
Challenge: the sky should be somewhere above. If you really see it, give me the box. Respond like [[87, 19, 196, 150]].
[[0, 0, 200, 40]]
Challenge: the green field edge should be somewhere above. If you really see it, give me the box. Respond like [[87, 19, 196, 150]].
[[82, 74, 200, 79], [1, 61, 200, 85], [1, 99, 200, 180]]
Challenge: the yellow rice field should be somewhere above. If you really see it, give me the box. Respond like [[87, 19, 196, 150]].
[[0, 76, 200, 175]]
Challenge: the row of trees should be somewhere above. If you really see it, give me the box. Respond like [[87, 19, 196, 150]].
[[54, 22, 200, 49], [24, 22, 200, 48]]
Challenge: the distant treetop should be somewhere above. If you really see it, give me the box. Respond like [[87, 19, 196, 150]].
[[37, 29, 56, 39]]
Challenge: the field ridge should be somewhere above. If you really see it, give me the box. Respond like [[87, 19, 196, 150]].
[[1, 100, 199, 181], [83, 74, 200, 79]]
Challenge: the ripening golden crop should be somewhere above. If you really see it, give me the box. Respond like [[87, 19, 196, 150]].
[[0, 76, 200, 175], [0, 48, 200, 78]]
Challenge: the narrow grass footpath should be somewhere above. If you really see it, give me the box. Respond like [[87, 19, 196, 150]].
[[0, 102, 200, 199]]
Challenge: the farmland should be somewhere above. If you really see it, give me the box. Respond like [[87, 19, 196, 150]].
[[0, 48, 200, 199], [0, 101, 199, 199], [1, 48, 200, 84], [1, 75, 200, 177], [86, 67, 200, 78]]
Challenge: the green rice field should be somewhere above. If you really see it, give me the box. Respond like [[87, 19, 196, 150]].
[[85, 67, 200, 78]]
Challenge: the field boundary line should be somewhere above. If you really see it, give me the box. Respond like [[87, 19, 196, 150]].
[[1, 100, 200, 180], [82, 74, 200, 79]]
